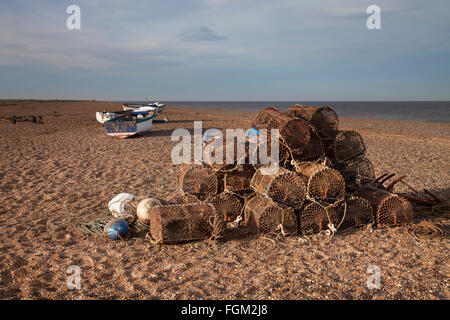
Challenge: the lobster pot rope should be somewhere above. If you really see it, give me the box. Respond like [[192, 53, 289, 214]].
[[356, 187, 413, 226], [336, 196, 373, 230], [251, 107, 311, 155], [338, 156, 375, 189], [167, 192, 201, 205], [178, 164, 219, 201], [250, 167, 306, 208], [292, 161, 345, 206], [223, 165, 255, 193], [327, 130, 366, 163], [211, 192, 243, 222], [245, 196, 298, 236], [150, 203, 226, 244], [299, 202, 338, 235], [285, 105, 339, 139]]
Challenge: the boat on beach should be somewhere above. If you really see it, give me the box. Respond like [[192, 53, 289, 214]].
[[122, 102, 166, 113], [104, 110, 157, 138]]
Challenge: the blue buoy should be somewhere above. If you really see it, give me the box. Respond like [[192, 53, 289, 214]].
[[104, 218, 128, 240]]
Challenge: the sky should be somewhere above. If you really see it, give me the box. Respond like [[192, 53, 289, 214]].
[[0, 0, 449, 101]]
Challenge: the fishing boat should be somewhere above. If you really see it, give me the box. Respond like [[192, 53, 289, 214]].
[[123, 102, 166, 114], [104, 111, 157, 138]]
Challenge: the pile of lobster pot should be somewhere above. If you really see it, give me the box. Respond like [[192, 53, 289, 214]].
[[144, 105, 413, 244]]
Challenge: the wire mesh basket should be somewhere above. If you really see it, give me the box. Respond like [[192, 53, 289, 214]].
[[223, 164, 255, 193], [285, 104, 317, 121], [295, 126, 325, 161], [178, 164, 219, 200], [211, 192, 243, 222], [245, 196, 298, 236], [326, 130, 366, 163], [336, 196, 373, 230], [298, 202, 338, 235], [250, 166, 306, 208], [355, 187, 413, 226], [150, 203, 226, 244], [251, 107, 311, 155], [292, 161, 345, 205]]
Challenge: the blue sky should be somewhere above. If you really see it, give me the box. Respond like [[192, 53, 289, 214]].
[[0, 0, 449, 100]]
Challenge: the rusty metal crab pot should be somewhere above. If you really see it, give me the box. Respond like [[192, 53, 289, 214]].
[[150, 203, 225, 244], [298, 202, 338, 235], [210, 192, 243, 222], [355, 187, 413, 226], [223, 164, 255, 193], [292, 161, 345, 205], [244, 196, 298, 235], [251, 107, 311, 155], [336, 196, 373, 230], [250, 166, 306, 208], [327, 130, 366, 163], [178, 164, 219, 201]]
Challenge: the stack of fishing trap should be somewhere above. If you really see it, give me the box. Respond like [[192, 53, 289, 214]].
[[147, 104, 414, 244]]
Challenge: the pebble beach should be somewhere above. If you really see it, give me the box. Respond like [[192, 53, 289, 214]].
[[0, 100, 449, 299]]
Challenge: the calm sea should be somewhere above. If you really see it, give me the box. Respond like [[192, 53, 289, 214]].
[[124, 101, 450, 123]]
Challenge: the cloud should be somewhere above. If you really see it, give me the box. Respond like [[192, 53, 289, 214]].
[[178, 26, 227, 42]]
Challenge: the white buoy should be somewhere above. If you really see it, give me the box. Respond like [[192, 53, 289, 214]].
[[108, 193, 136, 218], [136, 198, 162, 224]]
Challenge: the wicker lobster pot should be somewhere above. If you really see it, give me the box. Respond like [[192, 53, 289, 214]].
[[292, 161, 345, 205], [210, 192, 243, 222], [250, 167, 306, 208], [150, 203, 226, 244], [178, 164, 219, 200], [336, 196, 373, 230], [337, 156, 375, 189], [223, 164, 255, 193], [295, 126, 325, 161], [251, 107, 311, 155], [203, 137, 249, 171], [285, 105, 339, 138], [326, 130, 366, 164], [298, 202, 339, 235], [355, 186, 413, 226], [166, 192, 201, 205], [245, 196, 298, 235]]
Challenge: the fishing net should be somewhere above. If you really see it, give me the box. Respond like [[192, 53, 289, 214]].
[[356, 187, 413, 226], [166, 192, 200, 204], [178, 164, 219, 200], [245, 196, 298, 236], [327, 130, 366, 163], [292, 161, 345, 205], [250, 167, 306, 208], [223, 164, 255, 193], [251, 107, 311, 155], [211, 192, 243, 222], [338, 156, 375, 189], [298, 202, 338, 235], [150, 203, 226, 244], [336, 196, 373, 230]]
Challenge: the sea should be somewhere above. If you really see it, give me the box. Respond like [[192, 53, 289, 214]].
[[123, 101, 450, 123]]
